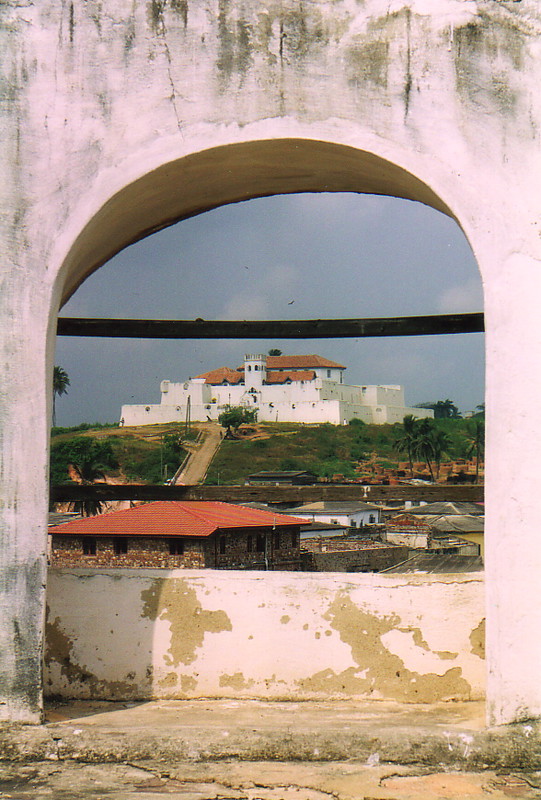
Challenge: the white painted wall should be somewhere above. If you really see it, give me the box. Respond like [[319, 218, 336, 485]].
[[290, 509, 381, 527], [121, 373, 432, 426], [45, 569, 485, 704]]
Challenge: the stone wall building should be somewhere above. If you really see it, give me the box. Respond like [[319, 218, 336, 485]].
[[301, 538, 408, 573], [49, 502, 303, 571]]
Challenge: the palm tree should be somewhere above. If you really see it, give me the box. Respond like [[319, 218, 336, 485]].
[[52, 366, 70, 426], [466, 419, 485, 483], [414, 418, 437, 481], [431, 428, 452, 480], [67, 460, 106, 517], [395, 415, 419, 477]]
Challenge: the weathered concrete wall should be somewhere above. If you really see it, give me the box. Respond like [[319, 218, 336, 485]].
[[45, 569, 485, 703], [1, 0, 541, 723]]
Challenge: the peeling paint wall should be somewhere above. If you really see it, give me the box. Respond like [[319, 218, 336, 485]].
[[45, 569, 485, 703]]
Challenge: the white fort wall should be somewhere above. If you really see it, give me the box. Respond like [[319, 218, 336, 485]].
[[120, 371, 433, 427], [45, 569, 485, 704]]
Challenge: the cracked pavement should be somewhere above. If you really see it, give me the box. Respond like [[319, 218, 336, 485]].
[[1, 761, 541, 800]]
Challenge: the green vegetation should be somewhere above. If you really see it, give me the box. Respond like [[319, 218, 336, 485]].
[[52, 366, 70, 427], [51, 421, 117, 437], [50, 437, 118, 485], [413, 398, 461, 419], [205, 416, 485, 485], [218, 405, 258, 433], [50, 425, 188, 485]]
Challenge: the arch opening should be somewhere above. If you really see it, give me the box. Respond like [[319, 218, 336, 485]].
[[47, 136, 485, 706], [57, 138, 459, 306]]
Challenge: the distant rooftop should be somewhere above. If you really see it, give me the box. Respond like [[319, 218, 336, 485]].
[[288, 501, 381, 513], [405, 502, 484, 516], [382, 553, 484, 574]]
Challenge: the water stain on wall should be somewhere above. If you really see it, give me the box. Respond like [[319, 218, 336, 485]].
[[45, 611, 142, 699], [470, 618, 486, 659], [141, 579, 232, 667], [219, 671, 254, 690], [297, 593, 473, 702]]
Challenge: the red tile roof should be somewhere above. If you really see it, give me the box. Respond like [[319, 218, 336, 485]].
[[266, 355, 345, 370], [194, 367, 244, 385], [195, 356, 344, 384], [265, 370, 316, 384], [48, 501, 304, 539]]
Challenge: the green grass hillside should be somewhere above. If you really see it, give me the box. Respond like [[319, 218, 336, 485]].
[[205, 418, 483, 485], [50, 423, 191, 485], [49, 417, 483, 487]]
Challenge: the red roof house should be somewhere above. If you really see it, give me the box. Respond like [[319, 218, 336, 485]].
[[49, 501, 304, 571]]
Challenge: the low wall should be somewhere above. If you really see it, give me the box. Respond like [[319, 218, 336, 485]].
[[45, 569, 485, 703]]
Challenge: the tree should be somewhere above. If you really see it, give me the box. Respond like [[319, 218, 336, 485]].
[[465, 419, 485, 483], [413, 418, 437, 481], [218, 405, 258, 434], [431, 428, 452, 480], [268, 349, 282, 356], [52, 366, 70, 426], [414, 399, 460, 419], [395, 414, 420, 477], [67, 460, 107, 517]]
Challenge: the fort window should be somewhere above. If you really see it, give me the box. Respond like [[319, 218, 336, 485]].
[[169, 538, 184, 555], [82, 537, 96, 555], [219, 535, 226, 555], [256, 534, 266, 553], [247, 534, 253, 552], [113, 537, 128, 555], [273, 532, 281, 549]]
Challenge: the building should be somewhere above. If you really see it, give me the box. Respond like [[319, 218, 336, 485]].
[[384, 513, 482, 556], [120, 353, 433, 427], [246, 470, 318, 486], [301, 538, 408, 572], [49, 501, 304, 571], [382, 553, 484, 574], [287, 501, 382, 529]]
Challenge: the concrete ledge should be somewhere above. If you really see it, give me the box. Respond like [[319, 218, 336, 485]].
[[0, 701, 540, 770]]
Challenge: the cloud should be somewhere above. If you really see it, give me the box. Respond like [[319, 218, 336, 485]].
[[437, 278, 484, 313], [218, 292, 270, 320]]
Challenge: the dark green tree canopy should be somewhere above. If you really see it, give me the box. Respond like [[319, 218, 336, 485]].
[[218, 405, 258, 432], [52, 365, 70, 426], [414, 399, 461, 419]]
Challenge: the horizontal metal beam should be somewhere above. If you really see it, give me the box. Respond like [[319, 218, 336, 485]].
[[50, 483, 484, 503], [57, 313, 484, 340]]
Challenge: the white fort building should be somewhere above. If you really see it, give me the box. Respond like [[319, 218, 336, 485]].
[[120, 354, 432, 427]]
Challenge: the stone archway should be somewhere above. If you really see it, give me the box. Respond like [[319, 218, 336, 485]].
[[1, 1, 541, 727]]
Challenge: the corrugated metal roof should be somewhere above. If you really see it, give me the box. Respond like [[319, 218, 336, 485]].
[[48, 501, 305, 539], [288, 501, 381, 513], [406, 502, 484, 516], [382, 554, 484, 573]]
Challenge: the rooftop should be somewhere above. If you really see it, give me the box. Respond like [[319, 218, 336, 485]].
[[288, 501, 381, 513], [382, 553, 484, 573], [405, 502, 484, 516], [48, 501, 305, 539]]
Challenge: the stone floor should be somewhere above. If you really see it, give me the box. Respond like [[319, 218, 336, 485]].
[[0, 699, 540, 799], [1, 760, 541, 799]]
